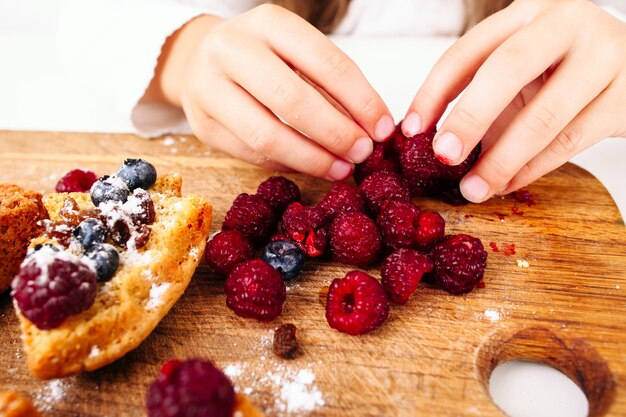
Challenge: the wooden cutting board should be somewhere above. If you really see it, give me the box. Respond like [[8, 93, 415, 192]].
[[0, 131, 625, 417]]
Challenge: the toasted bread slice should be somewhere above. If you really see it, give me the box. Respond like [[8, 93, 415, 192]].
[[0, 391, 42, 417], [16, 174, 212, 379], [0, 184, 48, 292]]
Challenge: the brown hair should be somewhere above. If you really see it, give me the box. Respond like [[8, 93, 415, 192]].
[[271, 0, 513, 34]]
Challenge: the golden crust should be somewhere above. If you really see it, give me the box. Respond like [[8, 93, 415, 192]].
[[0, 184, 48, 293], [233, 394, 266, 417], [0, 391, 42, 417], [16, 174, 212, 379]]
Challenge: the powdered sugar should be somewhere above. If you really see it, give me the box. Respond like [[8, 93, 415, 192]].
[[88, 345, 101, 358], [146, 282, 171, 310], [222, 332, 325, 415], [34, 379, 68, 412], [23, 246, 85, 286], [484, 309, 501, 322]]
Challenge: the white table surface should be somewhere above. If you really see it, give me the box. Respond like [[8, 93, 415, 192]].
[[1, 6, 624, 416]]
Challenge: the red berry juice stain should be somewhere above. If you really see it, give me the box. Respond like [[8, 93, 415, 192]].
[[435, 153, 453, 165], [464, 214, 473, 219], [476, 281, 485, 289], [502, 243, 516, 256], [489, 242, 499, 253], [514, 189, 535, 206], [511, 206, 524, 216], [496, 213, 506, 221]]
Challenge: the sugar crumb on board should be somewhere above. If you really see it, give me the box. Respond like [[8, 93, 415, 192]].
[[516, 259, 530, 268]]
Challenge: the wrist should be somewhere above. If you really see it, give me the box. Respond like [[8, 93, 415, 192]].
[[144, 14, 223, 107]]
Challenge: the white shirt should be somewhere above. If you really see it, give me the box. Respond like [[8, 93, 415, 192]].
[[0, 0, 624, 136]]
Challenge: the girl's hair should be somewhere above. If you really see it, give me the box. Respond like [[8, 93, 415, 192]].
[[271, 0, 514, 33]]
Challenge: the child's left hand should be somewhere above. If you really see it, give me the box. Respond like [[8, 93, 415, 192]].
[[403, 0, 626, 203]]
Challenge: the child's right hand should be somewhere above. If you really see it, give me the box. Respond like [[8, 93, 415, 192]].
[[146, 4, 395, 180]]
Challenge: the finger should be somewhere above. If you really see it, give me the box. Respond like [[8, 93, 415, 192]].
[[199, 78, 353, 181], [296, 70, 352, 120], [433, 12, 578, 167], [246, 5, 395, 141], [502, 85, 622, 193], [184, 104, 293, 172], [402, 2, 526, 136], [459, 54, 615, 203], [219, 36, 374, 164]]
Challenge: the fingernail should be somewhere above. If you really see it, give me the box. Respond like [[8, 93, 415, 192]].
[[327, 160, 353, 181], [433, 132, 463, 165], [402, 112, 422, 137], [348, 137, 373, 163], [374, 115, 395, 141], [460, 175, 490, 203]]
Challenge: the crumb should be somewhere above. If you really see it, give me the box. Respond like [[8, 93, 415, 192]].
[[516, 259, 530, 268]]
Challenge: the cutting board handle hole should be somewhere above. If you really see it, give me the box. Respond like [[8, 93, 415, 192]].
[[475, 326, 615, 417]]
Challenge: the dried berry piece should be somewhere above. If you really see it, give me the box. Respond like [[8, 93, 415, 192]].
[[126, 189, 156, 225], [273, 323, 299, 359], [55, 169, 98, 193], [42, 219, 74, 247]]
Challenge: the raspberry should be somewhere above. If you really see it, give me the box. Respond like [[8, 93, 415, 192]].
[[398, 129, 481, 198], [381, 249, 433, 304], [376, 199, 421, 252], [146, 359, 235, 417], [431, 234, 487, 295], [414, 211, 445, 252], [273, 323, 299, 359], [222, 193, 276, 246], [433, 179, 470, 206], [256, 176, 301, 214], [205, 231, 253, 277], [224, 260, 286, 321], [55, 169, 98, 193], [118, 158, 157, 191], [353, 141, 400, 184], [261, 240, 305, 280], [329, 211, 381, 266], [325, 271, 389, 335], [359, 171, 410, 216], [281, 202, 327, 257], [11, 246, 97, 330], [317, 182, 364, 223]]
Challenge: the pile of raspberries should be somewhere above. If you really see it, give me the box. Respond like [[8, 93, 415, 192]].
[[205, 128, 487, 336]]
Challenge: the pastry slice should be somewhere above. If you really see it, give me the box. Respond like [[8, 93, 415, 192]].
[[12, 160, 212, 379]]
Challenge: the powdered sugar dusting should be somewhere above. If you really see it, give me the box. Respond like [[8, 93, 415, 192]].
[[484, 309, 501, 322], [222, 331, 325, 415], [146, 283, 171, 309], [88, 345, 100, 358], [34, 379, 68, 412]]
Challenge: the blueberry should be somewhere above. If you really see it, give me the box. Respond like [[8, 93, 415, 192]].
[[83, 243, 119, 282], [90, 175, 130, 207], [73, 218, 106, 249], [261, 240, 305, 280], [117, 159, 157, 191]]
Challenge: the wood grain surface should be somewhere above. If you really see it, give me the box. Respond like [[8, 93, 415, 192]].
[[0, 131, 625, 417]]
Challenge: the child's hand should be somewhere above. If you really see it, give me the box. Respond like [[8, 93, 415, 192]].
[[402, 0, 626, 203], [148, 4, 394, 181]]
